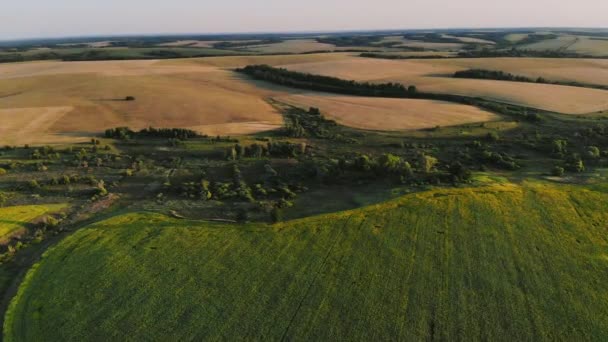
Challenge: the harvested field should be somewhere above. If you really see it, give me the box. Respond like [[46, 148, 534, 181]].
[[274, 94, 498, 131], [278, 56, 608, 114], [0, 60, 285, 144], [0, 106, 78, 145], [0, 53, 540, 144]]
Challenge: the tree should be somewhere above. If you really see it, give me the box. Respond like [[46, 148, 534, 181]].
[[271, 207, 283, 223], [0, 191, 7, 207], [586, 146, 600, 159], [552, 140, 568, 155], [486, 132, 500, 142], [449, 162, 471, 182], [407, 85, 417, 95], [377, 153, 402, 174], [355, 154, 373, 172], [551, 166, 565, 177], [419, 154, 438, 173]]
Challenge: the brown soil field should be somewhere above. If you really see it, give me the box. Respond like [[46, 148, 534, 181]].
[[278, 56, 608, 114], [274, 94, 498, 131]]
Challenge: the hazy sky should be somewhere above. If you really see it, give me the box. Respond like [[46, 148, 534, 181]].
[[2, 0, 607, 40]]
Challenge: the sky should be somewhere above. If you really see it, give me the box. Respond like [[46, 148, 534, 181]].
[[1, 0, 607, 40]]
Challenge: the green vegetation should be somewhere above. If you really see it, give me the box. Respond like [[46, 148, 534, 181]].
[[5, 181, 608, 340], [0, 204, 67, 243], [236, 64, 412, 97]]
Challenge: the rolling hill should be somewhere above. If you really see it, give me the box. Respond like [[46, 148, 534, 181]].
[[5, 180, 608, 341]]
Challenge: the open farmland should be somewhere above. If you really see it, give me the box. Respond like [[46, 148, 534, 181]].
[[519, 34, 608, 56], [274, 94, 497, 131], [0, 204, 68, 244], [6, 181, 608, 341], [0, 60, 285, 144], [0, 55, 519, 145], [279, 56, 608, 114]]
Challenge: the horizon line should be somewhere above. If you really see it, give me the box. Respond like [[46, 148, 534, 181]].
[[2, 26, 607, 44]]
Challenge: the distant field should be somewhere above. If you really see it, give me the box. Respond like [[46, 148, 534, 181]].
[[520, 35, 608, 56], [6, 181, 608, 340], [441, 34, 495, 44], [0, 60, 285, 144], [274, 94, 497, 131], [278, 56, 608, 114], [0, 55, 514, 144], [0, 204, 68, 244]]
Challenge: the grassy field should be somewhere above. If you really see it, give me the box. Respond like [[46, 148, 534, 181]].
[[0, 204, 68, 244], [520, 34, 608, 56], [280, 56, 608, 114], [274, 94, 497, 131], [5, 180, 608, 341]]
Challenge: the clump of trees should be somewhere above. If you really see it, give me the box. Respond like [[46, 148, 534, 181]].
[[105, 127, 201, 140]]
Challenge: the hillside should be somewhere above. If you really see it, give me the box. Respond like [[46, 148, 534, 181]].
[[5, 181, 608, 341]]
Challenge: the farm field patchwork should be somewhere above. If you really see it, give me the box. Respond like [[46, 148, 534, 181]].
[[278, 56, 608, 114], [0, 55, 538, 145], [5, 181, 608, 341]]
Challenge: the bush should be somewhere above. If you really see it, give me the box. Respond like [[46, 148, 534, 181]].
[[551, 166, 565, 177], [271, 207, 283, 223], [125, 96, 136, 101], [0, 168, 6, 175]]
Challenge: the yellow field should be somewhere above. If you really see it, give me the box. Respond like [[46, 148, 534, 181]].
[[0, 204, 68, 244], [277, 56, 608, 114], [274, 94, 498, 131]]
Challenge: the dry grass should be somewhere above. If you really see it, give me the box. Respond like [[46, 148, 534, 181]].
[[274, 94, 498, 131], [0, 53, 540, 144], [164, 53, 355, 68], [0, 61, 285, 144], [279, 56, 608, 114], [441, 34, 495, 44], [0, 106, 78, 145]]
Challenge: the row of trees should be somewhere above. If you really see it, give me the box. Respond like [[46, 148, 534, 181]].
[[104, 127, 201, 140], [236, 65, 417, 98]]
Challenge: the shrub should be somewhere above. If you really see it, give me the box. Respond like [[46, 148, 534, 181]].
[[271, 207, 283, 223], [0, 168, 6, 175], [551, 166, 565, 177]]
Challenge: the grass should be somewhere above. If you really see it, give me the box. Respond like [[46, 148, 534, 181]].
[[5, 180, 608, 341], [0, 204, 68, 243]]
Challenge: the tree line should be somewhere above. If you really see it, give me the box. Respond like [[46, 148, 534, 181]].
[[236, 64, 416, 98], [453, 69, 608, 91]]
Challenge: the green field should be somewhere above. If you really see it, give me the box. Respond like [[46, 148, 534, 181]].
[[0, 204, 68, 243], [5, 181, 608, 341]]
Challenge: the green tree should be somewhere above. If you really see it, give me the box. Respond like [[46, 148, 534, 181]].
[[419, 154, 438, 173]]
